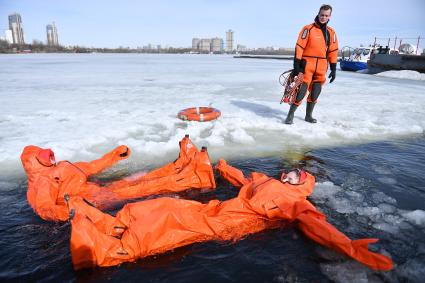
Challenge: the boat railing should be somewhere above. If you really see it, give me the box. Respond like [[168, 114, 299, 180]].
[[341, 46, 372, 61], [373, 36, 421, 55], [341, 46, 355, 60]]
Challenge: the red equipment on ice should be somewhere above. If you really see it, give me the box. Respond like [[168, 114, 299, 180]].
[[279, 70, 304, 104]]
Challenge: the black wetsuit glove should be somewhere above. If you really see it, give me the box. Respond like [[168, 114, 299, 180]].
[[119, 147, 129, 157], [328, 63, 336, 83], [293, 58, 303, 76]]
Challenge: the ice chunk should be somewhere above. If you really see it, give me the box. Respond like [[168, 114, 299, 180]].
[[371, 192, 397, 205], [377, 203, 396, 214], [311, 181, 341, 201], [403, 210, 425, 226], [376, 177, 397, 185], [376, 70, 425, 81]]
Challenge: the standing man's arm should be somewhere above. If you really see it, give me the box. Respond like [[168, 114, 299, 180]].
[[327, 28, 339, 83], [293, 26, 310, 75]]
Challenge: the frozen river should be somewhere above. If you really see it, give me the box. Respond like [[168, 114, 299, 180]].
[[0, 54, 424, 282]]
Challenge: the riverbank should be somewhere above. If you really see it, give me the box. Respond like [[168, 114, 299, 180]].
[[233, 54, 293, 60]]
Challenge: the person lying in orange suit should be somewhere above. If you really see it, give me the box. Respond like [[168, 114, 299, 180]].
[[66, 159, 393, 271], [20, 135, 215, 222]]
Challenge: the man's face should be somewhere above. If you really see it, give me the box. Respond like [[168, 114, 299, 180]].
[[318, 9, 331, 24], [281, 171, 300, 185]]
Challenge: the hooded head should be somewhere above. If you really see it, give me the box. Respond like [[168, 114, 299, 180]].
[[37, 148, 56, 166], [21, 146, 59, 214], [21, 146, 56, 177]]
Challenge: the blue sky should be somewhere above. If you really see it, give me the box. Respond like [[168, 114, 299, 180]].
[[1, 0, 424, 48]]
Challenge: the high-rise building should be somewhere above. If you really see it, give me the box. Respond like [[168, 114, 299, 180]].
[[226, 29, 234, 52], [192, 38, 200, 50], [8, 13, 25, 44], [199, 38, 211, 52], [192, 36, 225, 53], [46, 22, 59, 46], [211, 37, 224, 53], [4, 30, 13, 44]]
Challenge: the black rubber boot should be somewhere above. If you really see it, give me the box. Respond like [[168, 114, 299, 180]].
[[305, 102, 317, 123], [285, 82, 307, 125], [285, 104, 298, 124]]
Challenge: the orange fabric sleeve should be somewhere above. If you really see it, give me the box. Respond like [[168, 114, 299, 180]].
[[215, 159, 250, 188], [33, 176, 69, 221], [74, 145, 130, 176], [296, 211, 394, 271], [327, 28, 339, 64], [295, 25, 311, 60], [264, 197, 393, 271]]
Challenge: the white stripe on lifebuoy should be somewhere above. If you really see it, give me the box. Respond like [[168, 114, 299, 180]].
[[177, 107, 221, 122]]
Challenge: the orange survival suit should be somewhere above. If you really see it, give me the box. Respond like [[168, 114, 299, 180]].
[[20, 136, 215, 222], [67, 159, 393, 271], [285, 15, 338, 124]]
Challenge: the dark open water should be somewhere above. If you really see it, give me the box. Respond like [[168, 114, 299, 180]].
[[0, 136, 424, 282]]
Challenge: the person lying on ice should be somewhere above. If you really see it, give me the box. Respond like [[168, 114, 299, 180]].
[[20, 135, 216, 222], [65, 159, 393, 271]]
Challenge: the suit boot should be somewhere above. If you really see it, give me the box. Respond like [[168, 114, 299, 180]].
[[305, 102, 317, 123], [285, 104, 298, 124]]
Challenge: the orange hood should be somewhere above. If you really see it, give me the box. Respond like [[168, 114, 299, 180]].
[[21, 145, 55, 186]]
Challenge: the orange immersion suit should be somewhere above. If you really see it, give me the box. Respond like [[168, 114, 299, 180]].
[[20, 136, 216, 222], [67, 159, 393, 271], [294, 20, 338, 103]]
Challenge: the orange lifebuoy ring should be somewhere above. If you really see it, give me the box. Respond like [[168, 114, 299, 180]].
[[178, 107, 221, 122]]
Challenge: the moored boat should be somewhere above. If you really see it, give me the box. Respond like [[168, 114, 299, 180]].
[[339, 46, 376, 71]]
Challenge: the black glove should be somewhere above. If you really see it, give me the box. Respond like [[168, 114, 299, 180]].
[[293, 58, 305, 76], [328, 63, 336, 83], [119, 147, 129, 157]]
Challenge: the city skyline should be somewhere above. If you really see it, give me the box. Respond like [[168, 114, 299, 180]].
[[0, 0, 424, 49], [46, 22, 59, 46]]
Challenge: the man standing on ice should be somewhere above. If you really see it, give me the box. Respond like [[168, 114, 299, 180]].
[[285, 4, 338, 124]]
